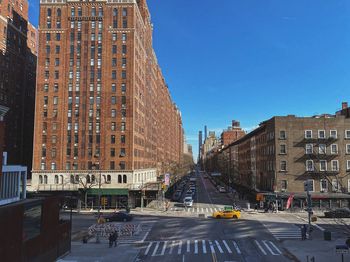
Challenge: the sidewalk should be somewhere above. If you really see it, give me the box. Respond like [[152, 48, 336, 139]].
[[58, 241, 140, 262], [283, 238, 350, 262]]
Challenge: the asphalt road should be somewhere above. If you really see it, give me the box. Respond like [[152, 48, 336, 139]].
[[135, 171, 293, 262]]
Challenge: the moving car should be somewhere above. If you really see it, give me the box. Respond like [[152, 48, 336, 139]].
[[218, 186, 226, 193], [104, 211, 133, 222], [213, 209, 241, 219], [324, 208, 350, 218], [183, 197, 193, 207]]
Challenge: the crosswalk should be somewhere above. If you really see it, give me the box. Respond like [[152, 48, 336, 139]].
[[141, 239, 282, 257], [263, 223, 301, 240], [170, 207, 221, 213]]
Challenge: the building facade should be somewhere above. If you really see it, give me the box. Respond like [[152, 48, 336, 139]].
[[220, 120, 246, 147], [32, 0, 183, 207], [0, 0, 37, 173], [205, 103, 350, 209]]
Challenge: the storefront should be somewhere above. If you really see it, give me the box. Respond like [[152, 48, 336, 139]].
[[86, 188, 129, 209]]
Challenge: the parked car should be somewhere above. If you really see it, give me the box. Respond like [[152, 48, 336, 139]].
[[183, 197, 193, 207], [218, 186, 226, 193], [104, 212, 133, 222], [324, 208, 350, 218]]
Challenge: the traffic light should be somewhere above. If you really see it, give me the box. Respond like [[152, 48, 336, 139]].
[[101, 197, 107, 206]]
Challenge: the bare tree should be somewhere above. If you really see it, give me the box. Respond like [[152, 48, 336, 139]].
[[77, 173, 98, 209]]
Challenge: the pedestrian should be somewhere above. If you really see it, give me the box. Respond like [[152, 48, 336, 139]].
[[254, 203, 258, 211], [301, 224, 307, 240], [108, 233, 113, 247], [113, 231, 118, 247]]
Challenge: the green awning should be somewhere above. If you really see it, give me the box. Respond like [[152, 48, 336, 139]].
[[86, 188, 128, 196]]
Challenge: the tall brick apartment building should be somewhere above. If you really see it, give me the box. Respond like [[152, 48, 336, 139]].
[[32, 0, 184, 208], [0, 0, 37, 173], [205, 103, 350, 210]]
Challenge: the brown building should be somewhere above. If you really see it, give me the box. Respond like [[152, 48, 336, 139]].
[[0, 105, 8, 176], [221, 120, 246, 146], [32, 0, 184, 208], [0, 0, 37, 174], [205, 103, 350, 209]]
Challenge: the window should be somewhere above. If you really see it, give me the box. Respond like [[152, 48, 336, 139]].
[[122, 58, 126, 68], [111, 135, 116, 144], [111, 122, 116, 131], [121, 135, 125, 144], [91, 7, 96, 16], [111, 83, 116, 92], [51, 162, 56, 170], [118, 175, 122, 183], [112, 58, 117, 67], [317, 130, 325, 139], [121, 83, 126, 93], [78, 7, 82, 16], [122, 8, 127, 16], [110, 148, 115, 157], [111, 109, 116, 118], [346, 144, 350, 154], [330, 130, 337, 139], [47, 8, 52, 17], [319, 144, 326, 154], [122, 45, 127, 54], [280, 144, 286, 154], [98, 7, 103, 17], [120, 148, 125, 157], [123, 19, 127, 28], [112, 70, 116, 79], [332, 179, 340, 192], [57, 8, 61, 17], [320, 179, 328, 192], [107, 174, 112, 182], [305, 130, 312, 139], [111, 96, 116, 104], [39, 175, 43, 184], [112, 33, 117, 41], [121, 122, 126, 131], [305, 144, 313, 154], [55, 175, 58, 184], [320, 160, 327, 171], [347, 160, 350, 171], [331, 160, 339, 171], [120, 161, 126, 170], [112, 45, 117, 54], [281, 180, 287, 191], [306, 180, 314, 192], [331, 144, 338, 154], [123, 175, 127, 183], [122, 33, 126, 41], [280, 161, 287, 171], [279, 130, 286, 139], [306, 160, 314, 171], [71, 7, 75, 16], [46, 33, 51, 41], [55, 45, 60, 54], [346, 130, 350, 139]]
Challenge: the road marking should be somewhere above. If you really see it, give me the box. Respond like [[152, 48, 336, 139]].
[[254, 240, 267, 255], [215, 240, 224, 253], [169, 241, 176, 254], [196, 208, 199, 213], [209, 240, 216, 253], [141, 230, 150, 243], [232, 241, 241, 254], [187, 240, 190, 252], [194, 240, 198, 254], [222, 240, 232, 253], [160, 241, 167, 256], [144, 242, 153, 256], [202, 240, 207, 254], [151, 241, 160, 256], [262, 240, 278, 256], [269, 241, 282, 255], [178, 240, 182, 255]]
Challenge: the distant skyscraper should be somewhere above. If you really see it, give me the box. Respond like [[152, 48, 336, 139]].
[[198, 131, 203, 159], [204, 125, 207, 140]]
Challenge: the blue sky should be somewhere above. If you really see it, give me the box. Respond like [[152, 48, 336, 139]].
[[29, 0, 350, 160]]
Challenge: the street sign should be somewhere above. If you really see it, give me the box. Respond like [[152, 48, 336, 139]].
[[335, 245, 349, 254], [164, 173, 170, 186]]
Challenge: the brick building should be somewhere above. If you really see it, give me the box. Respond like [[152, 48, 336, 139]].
[[205, 103, 350, 209], [32, 0, 184, 208], [0, 0, 37, 173], [220, 120, 246, 146]]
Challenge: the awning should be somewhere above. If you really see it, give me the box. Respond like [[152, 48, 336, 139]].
[[86, 188, 128, 196]]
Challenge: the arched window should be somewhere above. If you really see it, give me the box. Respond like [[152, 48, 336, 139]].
[[86, 175, 91, 184], [113, 8, 118, 17], [123, 175, 127, 184], [60, 175, 63, 184], [47, 8, 52, 17], [70, 175, 74, 184], [44, 175, 48, 184], [107, 175, 111, 183], [91, 175, 96, 183], [54, 175, 58, 184], [39, 175, 43, 184], [118, 175, 122, 183], [57, 8, 61, 17]]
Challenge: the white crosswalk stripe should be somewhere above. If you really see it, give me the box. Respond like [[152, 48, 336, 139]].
[[142, 239, 282, 256], [265, 226, 301, 240]]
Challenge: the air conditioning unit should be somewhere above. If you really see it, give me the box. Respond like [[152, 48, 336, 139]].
[[281, 189, 286, 192]]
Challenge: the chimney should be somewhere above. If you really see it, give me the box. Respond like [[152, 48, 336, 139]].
[[342, 102, 348, 110], [232, 120, 240, 128]]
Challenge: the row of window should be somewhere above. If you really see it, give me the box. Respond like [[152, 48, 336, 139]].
[[280, 179, 349, 193], [279, 130, 350, 140], [38, 174, 128, 184], [278, 143, 349, 155], [40, 161, 126, 171], [279, 160, 350, 172]]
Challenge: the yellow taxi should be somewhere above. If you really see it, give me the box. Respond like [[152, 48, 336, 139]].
[[213, 206, 241, 219]]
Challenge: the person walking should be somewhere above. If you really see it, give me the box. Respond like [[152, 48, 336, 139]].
[[113, 231, 118, 247], [301, 224, 307, 240], [108, 233, 113, 247]]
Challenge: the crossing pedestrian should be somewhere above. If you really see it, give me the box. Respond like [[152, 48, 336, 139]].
[[301, 224, 307, 240], [108, 233, 113, 247], [112, 231, 118, 247]]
